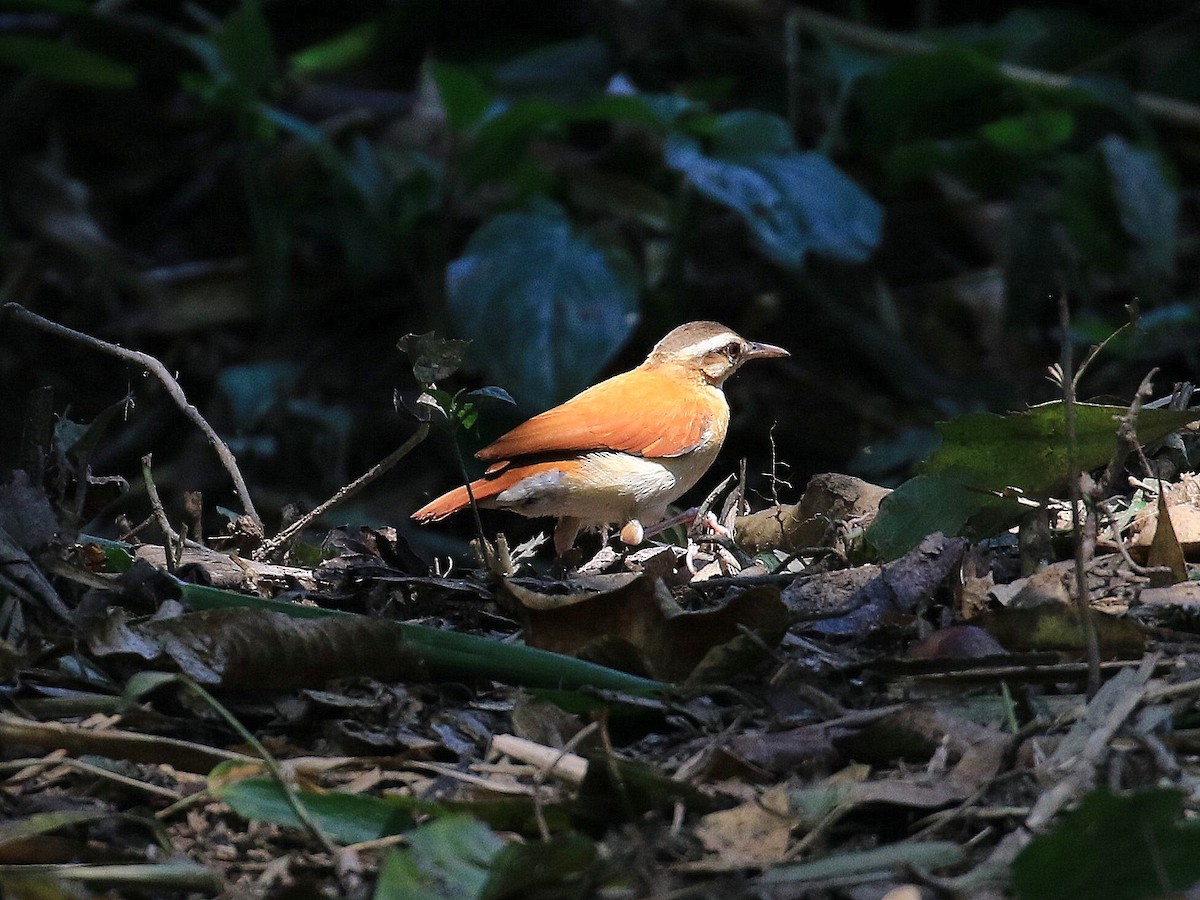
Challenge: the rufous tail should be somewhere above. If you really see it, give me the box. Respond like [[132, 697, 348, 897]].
[[411, 465, 526, 522]]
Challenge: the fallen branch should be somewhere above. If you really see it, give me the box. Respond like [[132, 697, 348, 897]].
[[2, 303, 261, 531], [252, 422, 430, 561]]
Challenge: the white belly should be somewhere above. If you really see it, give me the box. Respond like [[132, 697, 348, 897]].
[[488, 446, 720, 528]]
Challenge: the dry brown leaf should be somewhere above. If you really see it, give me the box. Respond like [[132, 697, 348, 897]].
[[504, 575, 787, 682], [692, 784, 796, 871]]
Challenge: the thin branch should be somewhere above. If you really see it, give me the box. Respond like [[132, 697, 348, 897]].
[[786, 6, 1200, 132], [252, 422, 430, 561], [1058, 296, 1102, 699], [3, 303, 261, 530], [141, 454, 179, 573], [1100, 368, 1158, 493]]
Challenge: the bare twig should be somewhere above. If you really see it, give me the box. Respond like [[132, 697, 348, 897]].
[[3, 303, 261, 530], [141, 454, 178, 573], [252, 423, 430, 561], [1058, 296, 1102, 698], [1100, 368, 1158, 492]]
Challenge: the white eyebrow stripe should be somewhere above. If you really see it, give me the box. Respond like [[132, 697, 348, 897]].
[[687, 334, 738, 355]]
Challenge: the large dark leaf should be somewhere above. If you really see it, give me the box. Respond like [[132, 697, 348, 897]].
[[446, 202, 639, 409], [665, 111, 881, 268], [1013, 789, 1200, 900], [1101, 134, 1178, 294]]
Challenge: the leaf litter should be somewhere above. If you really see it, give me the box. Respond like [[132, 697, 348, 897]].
[[5, 381, 1200, 898]]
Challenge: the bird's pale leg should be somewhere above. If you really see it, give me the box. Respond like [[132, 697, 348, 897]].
[[554, 516, 583, 557]]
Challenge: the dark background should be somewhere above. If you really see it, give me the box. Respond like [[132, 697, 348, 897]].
[[2, 0, 1197, 559]]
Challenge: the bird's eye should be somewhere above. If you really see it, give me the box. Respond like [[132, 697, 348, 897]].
[[724, 342, 741, 358]]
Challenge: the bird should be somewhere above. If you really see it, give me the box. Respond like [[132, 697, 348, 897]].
[[411, 321, 789, 556]]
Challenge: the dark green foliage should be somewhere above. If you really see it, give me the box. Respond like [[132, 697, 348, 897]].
[[1013, 790, 1200, 900]]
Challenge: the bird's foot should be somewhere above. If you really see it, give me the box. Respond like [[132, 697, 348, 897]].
[[619, 519, 645, 546], [644, 508, 732, 539]]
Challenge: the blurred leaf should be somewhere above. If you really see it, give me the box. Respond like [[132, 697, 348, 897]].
[[289, 20, 377, 77], [217, 362, 300, 429], [492, 36, 611, 100], [212, 771, 414, 844], [0, 36, 135, 88], [398, 332, 471, 387], [219, 0, 276, 93], [480, 833, 596, 899], [446, 202, 639, 409], [760, 842, 965, 886], [703, 109, 794, 156], [0, 810, 167, 851], [820, 39, 890, 89], [864, 47, 1006, 149], [980, 107, 1074, 156], [1100, 134, 1179, 290], [666, 112, 882, 267], [465, 93, 670, 189], [0, 861, 220, 890], [1013, 789, 1200, 900], [374, 816, 500, 899], [867, 403, 1200, 559], [375, 816, 595, 900], [430, 61, 492, 131]]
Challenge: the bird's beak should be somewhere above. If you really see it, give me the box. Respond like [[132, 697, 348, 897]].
[[744, 341, 789, 360]]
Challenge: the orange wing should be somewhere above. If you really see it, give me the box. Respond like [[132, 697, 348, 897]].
[[476, 368, 727, 463]]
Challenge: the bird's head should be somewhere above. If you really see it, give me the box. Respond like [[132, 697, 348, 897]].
[[644, 321, 789, 385]]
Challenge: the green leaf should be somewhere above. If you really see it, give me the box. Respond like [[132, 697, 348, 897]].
[[465, 386, 516, 406], [375, 817, 502, 899], [0, 35, 135, 88], [373, 816, 595, 900], [704, 109, 794, 156], [481, 833, 596, 899], [761, 841, 965, 885], [979, 107, 1074, 156], [213, 773, 414, 844], [665, 112, 882, 268], [867, 402, 1200, 559], [429, 61, 492, 131], [219, 1, 276, 93], [174, 579, 667, 694], [289, 20, 377, 77], [1013, 789, 1200, 900], [1100, 135, 1179, 290], [863, 46, 1006, 149], [491, 36, 610, 100], [446, 202, 639, 409]]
